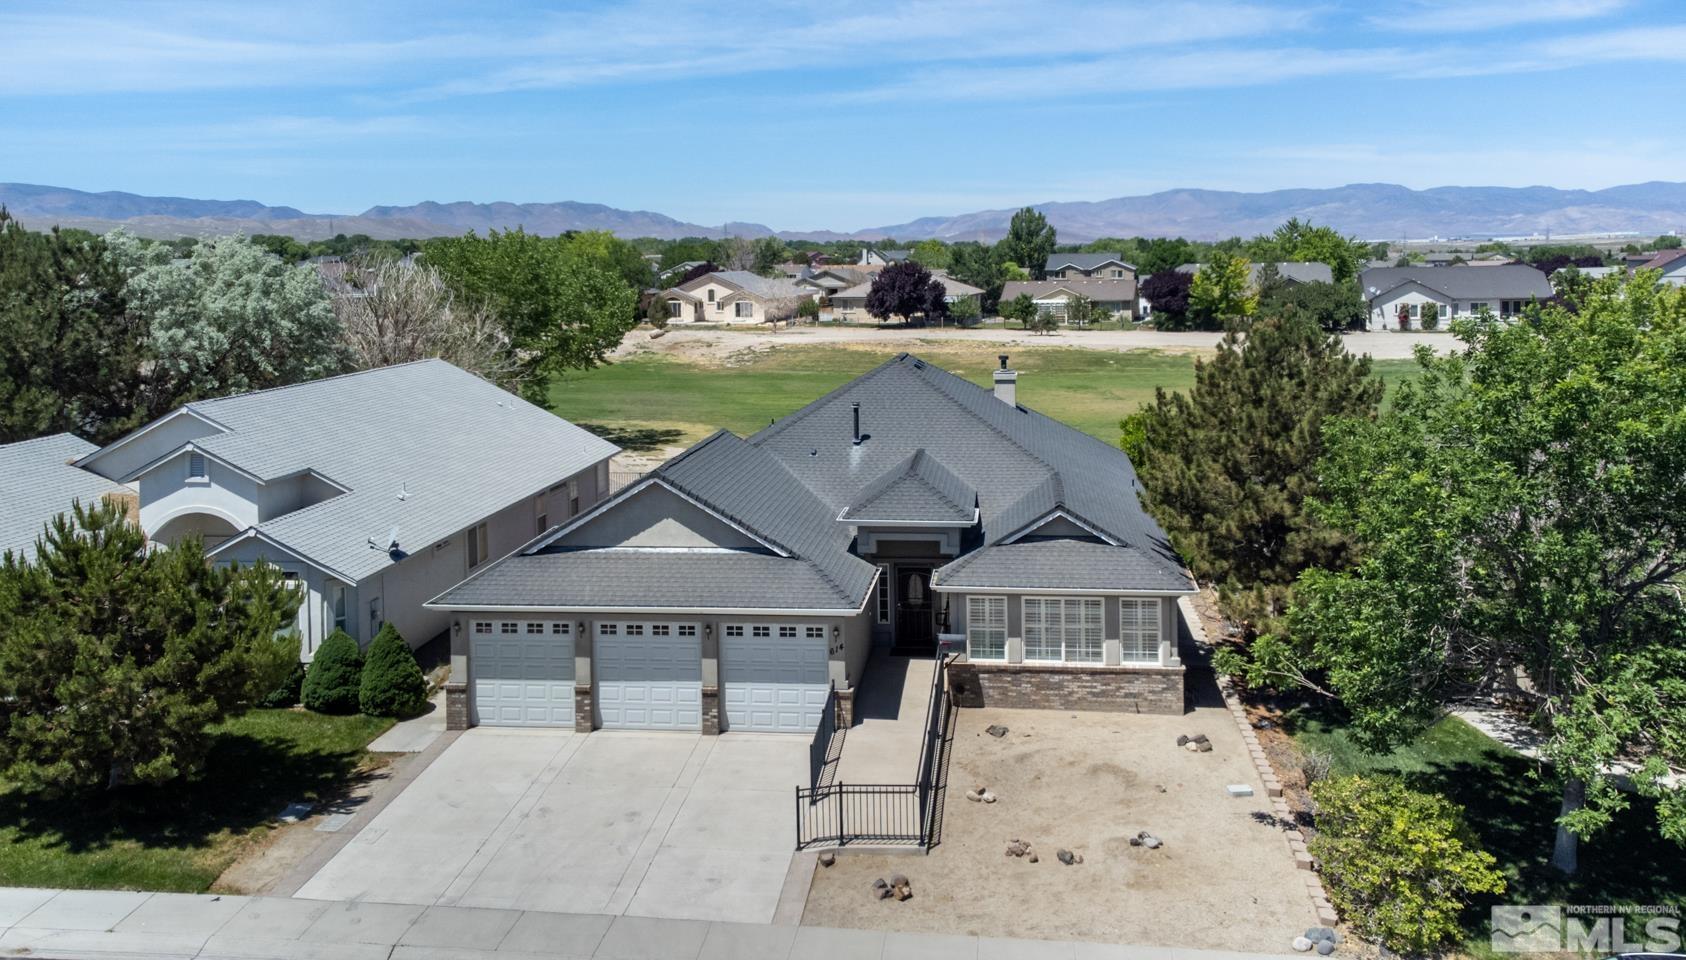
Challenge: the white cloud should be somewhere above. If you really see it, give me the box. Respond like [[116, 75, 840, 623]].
[[1367, 0, 1627, 33]]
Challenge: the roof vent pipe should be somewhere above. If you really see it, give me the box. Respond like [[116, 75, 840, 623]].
[[852, 402, 862, 445], [993, 355, 1018, 406]]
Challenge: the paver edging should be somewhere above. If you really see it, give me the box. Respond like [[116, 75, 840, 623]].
[[1180, 596, 1339, 929]]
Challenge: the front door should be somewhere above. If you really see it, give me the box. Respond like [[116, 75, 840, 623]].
[[894, 567, 935, 653]]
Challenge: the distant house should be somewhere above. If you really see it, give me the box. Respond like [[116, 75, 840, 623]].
[[1636, 249, 1686, 286], [829, 274, 985, 322], [70, 361, 617, 660], [1044, 253, 1136, 281], [661, 270, 819, 324], [797, 267, 873, 299], [1359, 264, 1553, 330], [0, 434, 131, 561], [859, 248, 912, 266], [1000, 277, 1138, 321], [1176, 261, 1333, 288]]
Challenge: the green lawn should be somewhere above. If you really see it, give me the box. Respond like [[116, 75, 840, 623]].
[[549, 345, 1421, 448], [1287, 706, 1686, 951], [0, 709, 393, 891]]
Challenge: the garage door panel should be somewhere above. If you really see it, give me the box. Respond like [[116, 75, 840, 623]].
[[721, 624, 830, 733], [471, 621, 575, 727], [596, 622, 702, 731]]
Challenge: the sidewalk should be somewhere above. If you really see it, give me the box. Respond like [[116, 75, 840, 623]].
[[0, 888, 1306, 960]]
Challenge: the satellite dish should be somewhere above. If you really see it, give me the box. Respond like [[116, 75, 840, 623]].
[[368, 526, 400, 553]]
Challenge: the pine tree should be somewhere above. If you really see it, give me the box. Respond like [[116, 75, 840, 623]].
[[359, 623, 427, 718], [1134, 314, 1382, 629], [0, 500, 299, 794]]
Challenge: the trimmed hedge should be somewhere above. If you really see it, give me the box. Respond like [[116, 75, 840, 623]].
[[258, 660, 307, 708], [359, 623, 427, 718], [301, 630, 363, 714]]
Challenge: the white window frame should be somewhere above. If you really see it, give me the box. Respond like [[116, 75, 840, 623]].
[[1022, 597, 1104, 664], [875, 564, 892, 625], [467, 521, 489, 569], [965, 595, 1007, 662], [666, 299, 683, 318], [1120, 598, 1162, 664], [734, 301, 754, 318]]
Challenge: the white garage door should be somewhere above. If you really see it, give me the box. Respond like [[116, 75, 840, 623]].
[[596, 621, 702, 730], [471, 620, 575, 727], [721, 623, 831, 733]]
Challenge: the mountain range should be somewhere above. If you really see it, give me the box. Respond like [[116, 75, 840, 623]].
[[5, 180, 1685, 244]]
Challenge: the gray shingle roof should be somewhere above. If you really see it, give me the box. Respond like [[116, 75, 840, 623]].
[[750, 356, 1188, 592], [0, 434, 128, 561], [831, 275, 985, 303], [436, 355, 1191, 612], [151, 360, 616, 582], [1176, 261, 1334, 285], [839, 449, 976, 524], [675, 270, 810, 302], [1000, 278, 1137, 302], [935, 538, 1193, 592], [435, 430, 877, 611], [1045, 252, 1131, 272], [1360, 264, 1553, 301]]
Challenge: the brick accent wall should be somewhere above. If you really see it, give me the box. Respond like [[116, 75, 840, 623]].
[[574, 685, 594, 733], [701, 686, 721, 735], [445, 682, 470, 730], [949, 662, 1184, 715]]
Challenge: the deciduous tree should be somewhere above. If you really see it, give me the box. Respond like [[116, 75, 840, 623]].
[[334, 256, 522, 388], [866, 261, 948, 326], [1187, 253, 1256, 328], [1251, 279, 1686, 873], [1140, 270, 1194, 330], [998, 207, 1056, 279]]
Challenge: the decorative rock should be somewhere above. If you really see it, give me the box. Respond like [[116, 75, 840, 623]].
[[1315, 940, 1334, 955], [1292, 937, 1314, 952], [965, 788, 984, 802], [1192, 733, 1210, 744], [890, 873, 908, 888], [1308, 927, 1337, 944], [981, 789, 998, 804], [818, 851, 836, 868], [1196, 740, 1213, 753], [1176, 734, 1190, 746], [895, 883, 913, 902], [1005, 841, 1030, 858], [1184, 742, 1200, 752], [1027, 853, 1038, 863], [1128, 836, 1142, 846], [1056, 848, 1076, 865], [872, 878, 891, 899], [985, 725, 1009, 738], [1142, 835, 1161, 849]]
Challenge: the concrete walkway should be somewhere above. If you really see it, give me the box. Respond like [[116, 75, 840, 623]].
[[367, 691, 449, 754], [834, 655, 934, 785], [1450, 702, 1684, 789], [0, 888, 1308, 960]]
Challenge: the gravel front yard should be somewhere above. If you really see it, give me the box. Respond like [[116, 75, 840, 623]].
[[801, 701, 1317, 950]]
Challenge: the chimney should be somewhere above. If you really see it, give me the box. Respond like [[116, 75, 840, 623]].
[[993, 354, 1018, 406], [852, 401, 863, 445]]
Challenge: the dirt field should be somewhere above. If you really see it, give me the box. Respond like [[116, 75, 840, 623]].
[[802, 703, 1318, 950], [618, 323, 1455, 365]]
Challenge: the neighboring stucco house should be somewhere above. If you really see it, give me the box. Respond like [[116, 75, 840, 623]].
[[1637, 249, 1686, 286], [661, 270, 818, 324], [828, 273, 984, 322], [1176, 261, 1333, 288], [1045, 252, 1136, 281], [72, 360, 618, 659], [0, 434, 132, 561], [429, 354, 1194, 734], [1000, 278, 1138, 321], [1360, 264, 1553, 330], [859, 248, 912, 266]]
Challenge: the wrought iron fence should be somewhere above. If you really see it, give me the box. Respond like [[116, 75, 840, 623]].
[[794, 645, 957, 850]]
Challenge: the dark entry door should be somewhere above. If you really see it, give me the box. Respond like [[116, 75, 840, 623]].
[[894, 567, 935, 653]]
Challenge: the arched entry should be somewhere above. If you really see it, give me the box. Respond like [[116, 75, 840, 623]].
[[149, 510, 243, 551]]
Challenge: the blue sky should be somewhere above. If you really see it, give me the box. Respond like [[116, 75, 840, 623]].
[[2, 0, 1683, 231]]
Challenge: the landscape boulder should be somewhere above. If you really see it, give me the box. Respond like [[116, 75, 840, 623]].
[[1292, 937, 1314, 952], [872, 878, 891, 900], [985, 725, 1009, 738]]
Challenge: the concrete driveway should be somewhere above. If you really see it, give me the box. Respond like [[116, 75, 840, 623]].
[[293, 729, 808, 924]]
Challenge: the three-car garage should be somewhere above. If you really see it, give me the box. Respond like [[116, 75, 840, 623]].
[[467, 616, 840, 734]]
